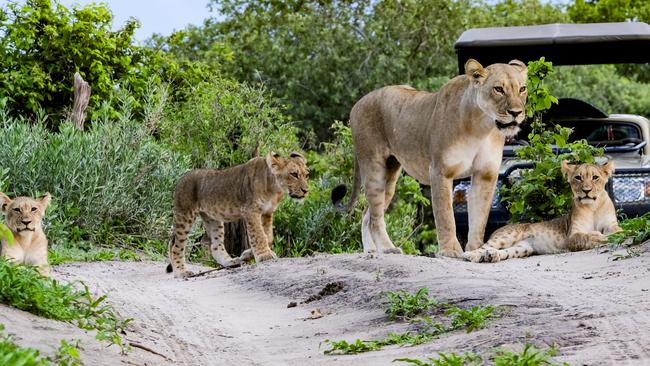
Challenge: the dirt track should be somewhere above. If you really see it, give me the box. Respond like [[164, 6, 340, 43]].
[[2, 242, 649, 365]]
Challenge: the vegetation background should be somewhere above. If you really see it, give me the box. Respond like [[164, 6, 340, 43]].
[[0, 0, 648, 261]]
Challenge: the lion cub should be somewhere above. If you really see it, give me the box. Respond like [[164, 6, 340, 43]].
[[0, 192, 52, 276], [464, 161, 621, 263], [167, 152, 309, 278]]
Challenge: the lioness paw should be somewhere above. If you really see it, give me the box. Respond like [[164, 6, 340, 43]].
[[436, 249, 463, 258], [174, 270, 195, 279], [255, 250, 277, 263], [382, 247, 403, 255], [462, 250, 483, 263]]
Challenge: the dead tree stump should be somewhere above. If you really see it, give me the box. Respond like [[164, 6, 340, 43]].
[[71, 72, 91, 131]]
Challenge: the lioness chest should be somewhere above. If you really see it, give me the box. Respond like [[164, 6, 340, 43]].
[[437, 133, 503, 180]]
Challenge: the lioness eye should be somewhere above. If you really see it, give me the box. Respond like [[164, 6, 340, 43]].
[[493, 86, 504, 94], [593, 175, 600, 181], [519, 86, 527, 93], [574, 176, 582, 181], [13, 207, 20, 212], [291, 172, 299, 178], [31, 207, 37, 211]]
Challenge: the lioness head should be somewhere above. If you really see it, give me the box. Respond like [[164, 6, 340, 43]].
[[561, 160, 614, 205], [0, 192, 51, 234], [465, 59, 528, 137], [266, 152, 310, 200]]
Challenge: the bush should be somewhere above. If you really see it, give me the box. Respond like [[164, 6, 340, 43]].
[[273, 122, 427, 256], [0, 106, 190, 248], [159, 76, 300, 169]]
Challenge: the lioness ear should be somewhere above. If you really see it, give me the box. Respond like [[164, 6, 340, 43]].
[[266, 152, 282, 173], [0, 192, 11, 214], [508, 59, 528, 78], [600, 161, 615, 177], [289, 152, 306, 163], [464, 59, 487, 83], [38, 193, 51, 209], [561, 160, 576, 178]]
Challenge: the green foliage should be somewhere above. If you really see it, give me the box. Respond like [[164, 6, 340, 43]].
[[385, 288, 441, 320], [0, 110, 190, 248], [159, 76, 299, 168], [493, 344, 569, 366], [394, 352, 482, 366], [500, 59, 602, 223], [0, 324, 82, 366], [273, 122, 425, 257], [568, 0, 650, 24], [0, 0, 144, 122], [0, 259, 130, 348], [446, 305, 495, 332], [49, 243, 142, 266], [608, 213, 650, 247], [53, 340, 82, 366]]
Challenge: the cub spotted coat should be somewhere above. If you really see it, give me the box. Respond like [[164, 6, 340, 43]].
[[167, 153, 309, 278], [464, 161, 621, 263]]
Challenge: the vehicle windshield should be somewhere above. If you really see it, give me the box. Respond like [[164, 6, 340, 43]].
[[508, 120, 643, 147]]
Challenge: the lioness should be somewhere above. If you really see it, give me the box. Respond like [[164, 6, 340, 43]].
[[0, 192, 52, 276], [464, 161, 621, 262], [332, 59, 528, 257], [167, 152, 309, 278]]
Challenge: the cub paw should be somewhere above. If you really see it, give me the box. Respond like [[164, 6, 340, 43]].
[[174, 270, 196, 279], [255, 250, 278, 263], [462, 250, 484, 263], [239, 249, 254, 261], [482, 247, 501, 263], [218, 257, 242, 268]]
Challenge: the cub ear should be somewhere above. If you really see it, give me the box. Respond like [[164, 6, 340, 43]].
[[464, 59, 488, 84], [600, 161, 615, 177], [508, 59, 528, 77], [0, 192, 11, 214], [38, 193, 52, 209], [561, 160, 576, 178], [289, 152, 306, 163], [265, 152, 283, 173]]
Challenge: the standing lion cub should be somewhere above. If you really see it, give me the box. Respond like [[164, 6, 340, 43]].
[[0, 192, 52, 276], [167, 152, 309, 278], [464, 161, 621, 263]]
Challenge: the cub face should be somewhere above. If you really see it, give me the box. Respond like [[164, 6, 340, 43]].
[[561, 161, 614, 205], [266, 153, 310, 200], [0, 193, 51, 234], [465, 58, 528, 137]]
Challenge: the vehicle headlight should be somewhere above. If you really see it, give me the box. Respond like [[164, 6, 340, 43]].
[[453, 181, 502, 212], [612, 175, 650, 203]]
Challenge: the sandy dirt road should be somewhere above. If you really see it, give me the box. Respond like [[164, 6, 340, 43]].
[[2, 242, 649, 365]]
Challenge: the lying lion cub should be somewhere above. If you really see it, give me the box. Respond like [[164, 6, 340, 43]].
[[464, 161, 621, 263], [167, 152, 309, 278], [0, 192, 52, 276]]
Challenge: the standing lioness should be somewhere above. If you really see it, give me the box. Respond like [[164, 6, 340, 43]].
[[332, 59, 528, 257]]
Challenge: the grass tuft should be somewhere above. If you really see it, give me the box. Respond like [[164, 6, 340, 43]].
[[394, 351, 482, 366], [493, 344, 569, 366], [385, 288, 441, 320]]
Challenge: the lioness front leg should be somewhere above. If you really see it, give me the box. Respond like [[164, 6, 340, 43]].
[[202, 215, 241, 268], [466, 170, 499, 251], [430, 173, 463, 257], [244, 212, 277, 263], [169, 210, 197, 278]]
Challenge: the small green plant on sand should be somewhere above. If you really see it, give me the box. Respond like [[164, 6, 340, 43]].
[[394, 351, 482, 366], [0, 324, 82, 365], [386, 288, 441, 320], [446, 305, 496, 332], [608, 212, 650, 247], [493, 344, 570, 366]]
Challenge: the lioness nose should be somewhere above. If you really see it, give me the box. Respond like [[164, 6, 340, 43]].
[[507, 109, 522, 118], [301, 188, 308, 194], [21, 220, 31, 225], [582, 188, 592, 194]]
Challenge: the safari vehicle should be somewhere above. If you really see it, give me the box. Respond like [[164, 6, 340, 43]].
[[451, 22, 650, 238]]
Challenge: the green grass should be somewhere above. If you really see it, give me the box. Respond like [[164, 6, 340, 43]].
[[493, 344, 569, 366], [609, 213, 650, 247], [394, 351, 482, 366], [0, 324, 82, 366], [385, 288, 442, 320], [0, 259, 131, 348], [322, 304, 496, 355]]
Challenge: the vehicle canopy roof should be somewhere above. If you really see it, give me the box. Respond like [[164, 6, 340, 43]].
[[454, 22, 650, 73]]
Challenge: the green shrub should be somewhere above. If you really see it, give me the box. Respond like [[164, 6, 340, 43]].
[[0, 259, 130, 348], [159, 76, 300, 168], [0, 324, 82, 366], [493, 344, 569, 366], [394, 352, 482, 366], [608, 213, 650, 247], [0, 111, 190, 248], [385, 288, 441, 320], [500, 58, 602, 223]]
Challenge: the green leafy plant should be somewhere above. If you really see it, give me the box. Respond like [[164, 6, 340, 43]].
[[53, 339, 82, 366], [394, 351, 482, 366], [386, 288, 441, 320], [500, 58, 603, 223], [0, 324, 82, 365], [0, 259, 131, 348], [446, 305, 496, 332], [493, 344, 569, 366], [608, 212, 650, 247]]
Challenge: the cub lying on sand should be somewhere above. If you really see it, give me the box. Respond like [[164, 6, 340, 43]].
[[167, 152, 309, 278], [0, 192, 52, 276], [464, 161, 621, 263]]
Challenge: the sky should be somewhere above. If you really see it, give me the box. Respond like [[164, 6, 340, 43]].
[[0, 0, 212, 41]]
